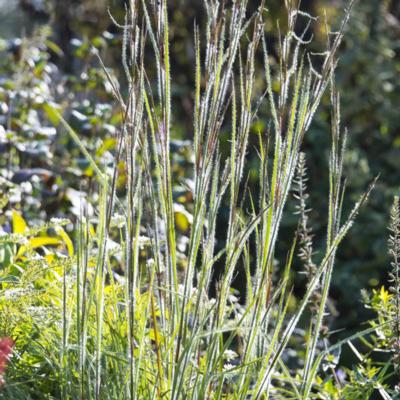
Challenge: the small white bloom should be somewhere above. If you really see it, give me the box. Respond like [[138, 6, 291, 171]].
[[223, 363, 235, 372], [223, 349, 238, 361]]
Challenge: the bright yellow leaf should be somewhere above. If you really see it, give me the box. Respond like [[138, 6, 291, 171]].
[[56, 227, 74, 256], [17, 237, 61, 258], [12, 210, 27, 234], [174, 204, 193, 233], [29, 237, 61, 248], [380, 285, 390, 306]]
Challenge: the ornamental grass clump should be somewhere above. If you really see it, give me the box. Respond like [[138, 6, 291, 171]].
[[1, 0, 388, 399]]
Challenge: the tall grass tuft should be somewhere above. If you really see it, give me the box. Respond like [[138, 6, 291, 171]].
[[1, 0, 382, 399]]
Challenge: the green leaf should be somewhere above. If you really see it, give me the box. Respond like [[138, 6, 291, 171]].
[[0, 244, 13, 268], [45, 39, 64, 57], [43, 102, 61, 126]]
